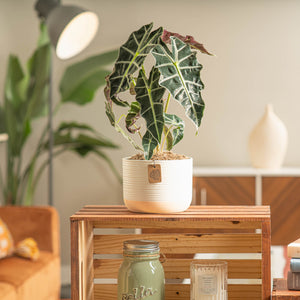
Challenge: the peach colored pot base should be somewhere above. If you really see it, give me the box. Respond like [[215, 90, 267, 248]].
[[122, 157, 193, 214]]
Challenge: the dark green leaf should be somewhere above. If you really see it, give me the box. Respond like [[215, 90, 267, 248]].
[[105, 101, 116, 127], [108, 23, 163, 100], [57, 122, 95, 132], [135, 67, 165, 148], [25, 43, 51, 119], [152, 37, 205, 129], [142, 131, 157, 160], [4, 55, 24, 106], [75, 134, 118, 149], [163, 125, 173, 151], [125, 101, 141, 133], [60, 50, 119, 105], [164, 113, 184, 147], [51, 122, 118, 149]]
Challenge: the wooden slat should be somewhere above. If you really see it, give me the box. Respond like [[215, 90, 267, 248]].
[[262, 219, 271, 300], [94, 258, 262, 279], [78, 205, 270, 213], [94, 284, 262, 300], [71, 205, 270, 221], [71, 220, 80, 300], [81, 221, 94, 300], [228, 284, 262, 299], [92, 219, 263, 229], [93, 233, 262, 254]]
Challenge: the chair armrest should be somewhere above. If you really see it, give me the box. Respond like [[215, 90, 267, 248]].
[[0, 206, 59, 255]]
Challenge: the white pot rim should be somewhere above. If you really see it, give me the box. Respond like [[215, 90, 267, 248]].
[[123, 156, 192, 162]]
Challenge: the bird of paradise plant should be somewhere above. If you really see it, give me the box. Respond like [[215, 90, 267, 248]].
[[0, 23, 120, 205]]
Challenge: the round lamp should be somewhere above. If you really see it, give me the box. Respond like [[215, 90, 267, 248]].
[[35, 0, 99, 59]]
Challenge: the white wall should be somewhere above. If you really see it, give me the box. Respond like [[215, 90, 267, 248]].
[[1, 0, 300, 283]]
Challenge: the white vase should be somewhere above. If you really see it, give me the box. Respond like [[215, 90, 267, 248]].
[[248, 104, 288, 169], [122, 157, 193, 213]]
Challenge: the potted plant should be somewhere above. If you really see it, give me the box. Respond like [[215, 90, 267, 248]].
[[104, 23, 212, 213], [0, 23, 120, 206]]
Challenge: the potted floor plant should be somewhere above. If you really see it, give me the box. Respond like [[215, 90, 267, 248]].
[[0, 23, 120, 206], [105, 23, 212, 213]]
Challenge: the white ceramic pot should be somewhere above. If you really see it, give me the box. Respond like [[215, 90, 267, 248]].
[[122, 157, 193, 213]]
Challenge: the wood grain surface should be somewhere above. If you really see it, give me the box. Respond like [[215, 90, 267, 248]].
[[71, 205, 271, 300]]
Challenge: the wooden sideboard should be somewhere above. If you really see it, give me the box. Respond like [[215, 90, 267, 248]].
[[193, 167, 300, 245]]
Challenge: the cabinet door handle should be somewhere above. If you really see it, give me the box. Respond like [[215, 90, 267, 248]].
[[201, 188, 207, 205]]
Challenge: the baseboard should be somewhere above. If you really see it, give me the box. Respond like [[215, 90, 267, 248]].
[[61, 264, 71, 285]]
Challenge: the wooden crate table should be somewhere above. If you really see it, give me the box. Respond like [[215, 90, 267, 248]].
[[70, 205, 271, 300], [272, 278, 300, 299]]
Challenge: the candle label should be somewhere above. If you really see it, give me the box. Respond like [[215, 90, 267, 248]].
[[148, 164, 161, 183], [199, 274, 217, 295]]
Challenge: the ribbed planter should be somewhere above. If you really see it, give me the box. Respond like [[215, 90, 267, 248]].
[[122, 157, 193, 213]]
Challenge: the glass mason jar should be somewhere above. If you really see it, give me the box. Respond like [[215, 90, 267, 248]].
[[118, 240, 165, 300]]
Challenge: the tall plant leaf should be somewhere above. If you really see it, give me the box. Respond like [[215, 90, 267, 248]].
[[135, 67, 165, 159], [51, 122, 119, 149], [108, 23, 163, 100], [142, 131, 158, 160], [151, 37, 205, 129], [25, 42, 51, 119], [163, 126, 173, 151], [60, 50, 119, 105], [41, 123, 122, 183], [125, 101, 141, 133], [4, 56, 27, 156], [4, 55, 24, 106], [164, 113, 184, 148]]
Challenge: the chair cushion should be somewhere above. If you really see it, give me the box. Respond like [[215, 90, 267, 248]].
[[0, 251, 60, 299], [0, 217, 14, 259], [0, 282, 16, 300]]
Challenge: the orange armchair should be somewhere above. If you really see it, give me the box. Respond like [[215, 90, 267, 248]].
[[0, 206, 60, 300]]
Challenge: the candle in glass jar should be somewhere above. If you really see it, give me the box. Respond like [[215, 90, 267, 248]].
[[190, 260, 227, 300]]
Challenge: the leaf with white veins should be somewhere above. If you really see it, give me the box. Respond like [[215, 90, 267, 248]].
[[164, 113, 184, 147], [135, 67, 165, 159], [151, 37, 205, 130], [108, 23, 163, 101]]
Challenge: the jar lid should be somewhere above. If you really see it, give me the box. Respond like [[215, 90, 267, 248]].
[[123, 240, 159, 253]]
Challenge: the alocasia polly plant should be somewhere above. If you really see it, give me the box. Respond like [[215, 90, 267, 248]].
[[105, 23, 212, 159]]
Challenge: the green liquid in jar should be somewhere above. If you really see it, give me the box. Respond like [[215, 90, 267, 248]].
[[118, 240, 165, 300]]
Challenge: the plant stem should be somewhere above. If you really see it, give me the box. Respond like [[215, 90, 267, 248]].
[[133, 124, 143, 139], [53, 101, 62, 115], [31, 148, 67, 194], [164, 93, 171, 113], [93, 149, 122, 183], [161, 125, 173, 151], [117, 114, 126, 125]]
